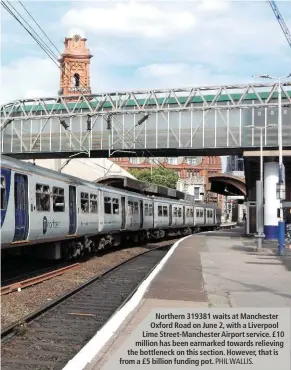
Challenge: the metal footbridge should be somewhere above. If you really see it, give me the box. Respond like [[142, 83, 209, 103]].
[[1, 82, 291, 159]]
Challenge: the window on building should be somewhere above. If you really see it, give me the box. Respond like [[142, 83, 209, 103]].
[[52, 187, 65, 212], [194, 187, 200, 199], [81, 192, 89, 213], [145, 204, 149, 216], [129, 157, 142, 165], [73, 73, 80, 87], [158, 205, 163, 217], [168, 157, 178, 165], [186, 157, 197, 166], [163, 206, 168, 217], [104, 197, 112, 214], [112, 198, 119, 214], [36, 184, 50, 211], [148, 157, 158, 164], [0, 177, 6, 210], [90, 194, 98, 213]]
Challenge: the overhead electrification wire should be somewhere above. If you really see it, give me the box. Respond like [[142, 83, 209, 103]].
[[1, 1, 60, 68], [1, 1, 90, 92], [18, 0, 61, 56], [2, 0, 166, 169]]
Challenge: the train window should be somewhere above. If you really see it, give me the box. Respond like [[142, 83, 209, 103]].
[[104, 197, 112, 214], [145, 204, 149, 216], [81, 192, 89, 213], [158, 206, 163, 217], [90, 194, 98, 213], [178, 208, 182, 217], [53, 187, 65, 212], [112, 198, 119, 214], [36, 184, 50, 211], [134, 202, 139, 215], [174, 207, 177, 217], [0, 177, 6, 210], [190, 209, 194, 217], [128, 201, 132, 216], [186, 208, 190, 217], [200, 210, 203, 217], [163, 206, 168, 217], [149, 204, 153, 216], [20, 183, 26, 209], [196, 209, 200, 217]]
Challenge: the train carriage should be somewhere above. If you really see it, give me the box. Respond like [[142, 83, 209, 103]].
[[1, 155, 222, 260]]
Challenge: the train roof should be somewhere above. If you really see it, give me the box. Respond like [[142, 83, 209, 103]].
[[0, 156, 219, 209]]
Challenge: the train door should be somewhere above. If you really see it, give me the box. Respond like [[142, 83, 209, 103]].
[[13, 174, 29, 242], [169, 204, 172, 226], [121, 197, 126, 229], [140, 200, 143, 228], [183, 206, 186, 225], [68, 186, 77, 235]]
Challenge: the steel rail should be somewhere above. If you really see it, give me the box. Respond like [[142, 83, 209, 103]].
[[1, 243, 171, 339], [1, 263, 80, 295]]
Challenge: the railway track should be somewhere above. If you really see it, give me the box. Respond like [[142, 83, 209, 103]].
[[1, 244, 171, 370], [0, 237, 173, 290]]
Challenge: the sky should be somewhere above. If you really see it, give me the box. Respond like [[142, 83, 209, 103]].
[[2, 0, 291, 103], [1, 0, 291, 171]]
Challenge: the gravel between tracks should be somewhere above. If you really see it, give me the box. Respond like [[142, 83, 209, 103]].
[[1, 246, 148, 328]]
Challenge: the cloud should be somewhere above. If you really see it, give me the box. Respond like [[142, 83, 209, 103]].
[[2, 1, 291, 104], [61, 2, 196, 39], [1, 57, 58, 103], [135, 63, 245, 89]]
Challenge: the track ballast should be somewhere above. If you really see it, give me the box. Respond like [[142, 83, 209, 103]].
[[1, 245, 171, 370]]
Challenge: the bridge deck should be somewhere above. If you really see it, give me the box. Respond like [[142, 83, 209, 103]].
[[1, 83, 291, 158]]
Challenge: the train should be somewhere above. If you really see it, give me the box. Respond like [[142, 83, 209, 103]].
[[1, 155, 221, 260]]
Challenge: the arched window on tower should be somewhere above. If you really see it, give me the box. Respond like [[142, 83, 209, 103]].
[[73, 73, 80, 87]]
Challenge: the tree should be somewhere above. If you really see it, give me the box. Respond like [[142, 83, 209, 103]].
[[129, 167, 179, 189]]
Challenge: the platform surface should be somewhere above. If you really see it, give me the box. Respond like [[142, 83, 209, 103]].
[[83, 228, 291, 370]]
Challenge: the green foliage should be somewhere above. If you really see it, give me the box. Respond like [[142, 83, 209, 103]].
[[129, 167, 179, 189]]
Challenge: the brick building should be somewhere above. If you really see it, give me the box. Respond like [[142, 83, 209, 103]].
[[111, 156, 223, 206]]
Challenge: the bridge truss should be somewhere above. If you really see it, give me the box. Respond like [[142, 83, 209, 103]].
[[1, 82, 291, 158]]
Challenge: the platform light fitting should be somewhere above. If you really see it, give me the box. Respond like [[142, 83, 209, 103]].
[[106, 115, 112, 130], [60, 119, 70, 130], [137, 114, 150, 126], [87, 115, 92, 131]]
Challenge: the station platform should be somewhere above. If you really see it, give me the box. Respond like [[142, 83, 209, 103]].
[[64, 228, 291, 370]]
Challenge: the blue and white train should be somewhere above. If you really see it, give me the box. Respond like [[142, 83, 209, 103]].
[[1, 155, 221, 260]]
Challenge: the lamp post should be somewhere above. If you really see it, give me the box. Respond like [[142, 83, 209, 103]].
[[245, 124, 278, 182], [245, 123, 278, 251], [253, 73, 291, 254]]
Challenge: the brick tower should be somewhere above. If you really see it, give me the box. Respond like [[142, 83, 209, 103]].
[[59, 34, 92, 96]]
